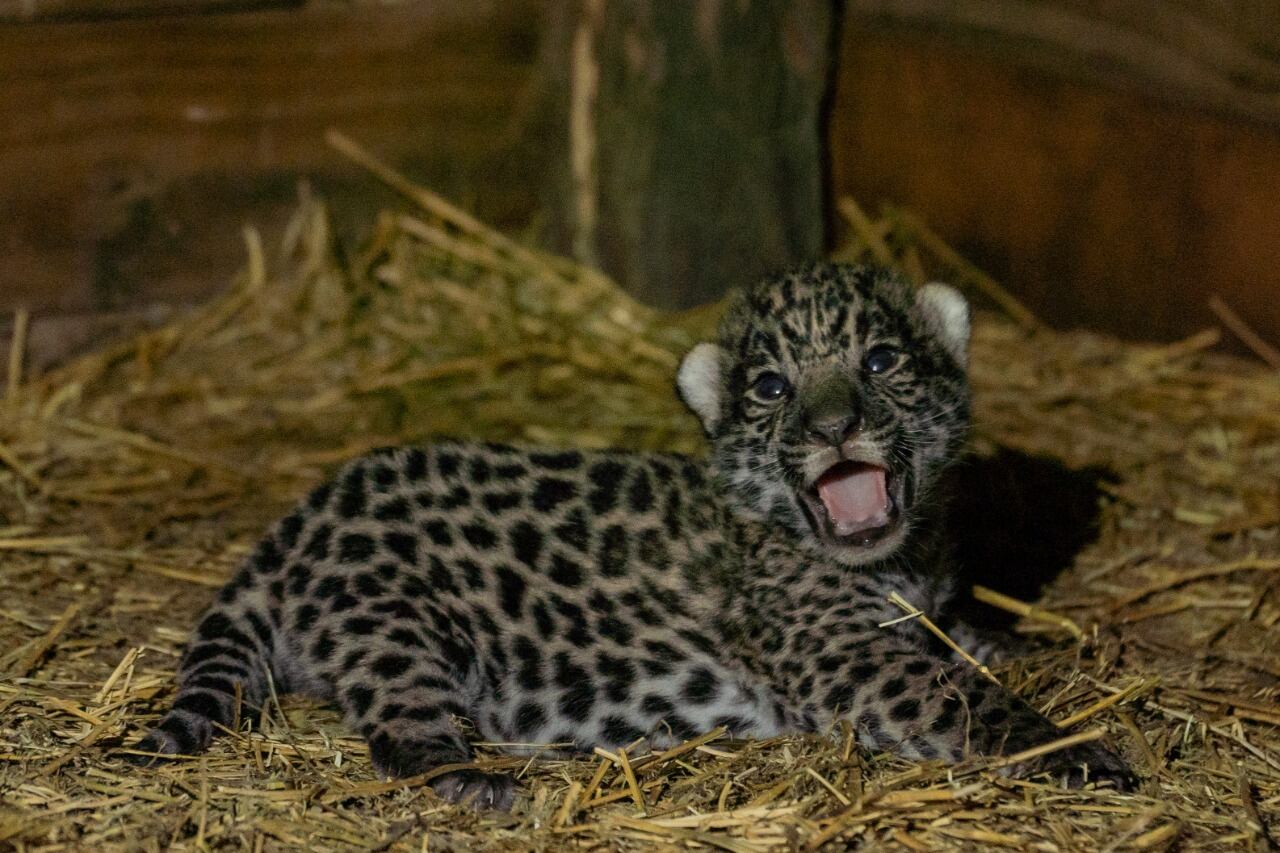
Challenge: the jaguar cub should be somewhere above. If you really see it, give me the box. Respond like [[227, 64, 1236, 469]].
[[128, 264, 1131, 808]]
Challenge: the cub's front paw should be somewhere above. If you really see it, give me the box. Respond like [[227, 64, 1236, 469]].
[[1020, 740, 1136, 791], [430, 769, 516, 811]]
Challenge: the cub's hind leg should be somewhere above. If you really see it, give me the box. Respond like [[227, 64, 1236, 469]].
[[328, 620, 514, 810], [125, 505, 310, 764], [125, 588, 275, 763]]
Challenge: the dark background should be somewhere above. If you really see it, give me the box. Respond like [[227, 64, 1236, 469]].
[[2, 0, 1278, 370]]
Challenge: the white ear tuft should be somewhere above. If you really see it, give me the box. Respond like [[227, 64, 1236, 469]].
[[916, 282, 970, 367], [676, 342, 724, 435]]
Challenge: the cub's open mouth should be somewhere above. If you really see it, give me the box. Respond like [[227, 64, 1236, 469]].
[[802, 460, 898, 546]]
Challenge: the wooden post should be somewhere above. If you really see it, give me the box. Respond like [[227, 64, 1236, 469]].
[[535, 0, 834, 308]]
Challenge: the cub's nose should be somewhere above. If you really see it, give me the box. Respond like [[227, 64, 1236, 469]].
[[807, 413, 859, 447]]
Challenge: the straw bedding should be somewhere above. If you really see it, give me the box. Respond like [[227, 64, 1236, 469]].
[[1, 134, 1277, 851]]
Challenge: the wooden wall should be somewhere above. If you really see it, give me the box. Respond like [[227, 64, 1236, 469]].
[[0, 0, 829, 372], [3, 0, 1279, 369], [1, 1, 546, 320], [831, 2, 1280, 347]]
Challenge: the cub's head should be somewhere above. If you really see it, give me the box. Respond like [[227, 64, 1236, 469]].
[[677, 264, 970, 566]]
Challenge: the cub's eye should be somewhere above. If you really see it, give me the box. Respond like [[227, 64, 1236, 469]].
[[750, 372, 790, 401], [864, 345, 901, 375]]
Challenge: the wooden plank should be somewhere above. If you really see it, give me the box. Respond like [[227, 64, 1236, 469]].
[[0, 1, 547, 317], [847, 0, 1280, 128], [0, 1, 290, 23], [829, 22, 1280, 349]]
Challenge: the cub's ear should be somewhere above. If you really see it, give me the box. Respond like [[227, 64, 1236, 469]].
[[915, 282, 970, 368], [676, 342, 725, 436]]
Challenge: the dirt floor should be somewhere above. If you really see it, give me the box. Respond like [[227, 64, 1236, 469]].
[[2, 142, 1278, 850]]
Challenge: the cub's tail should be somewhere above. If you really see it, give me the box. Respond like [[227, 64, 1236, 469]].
[[124, 563, 277, 764]]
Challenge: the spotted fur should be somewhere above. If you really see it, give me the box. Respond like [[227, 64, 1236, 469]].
[[126, 264, 1131, 808]]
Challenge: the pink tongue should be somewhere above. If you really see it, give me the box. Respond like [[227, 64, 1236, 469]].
[[817, 465, 890, 536]]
